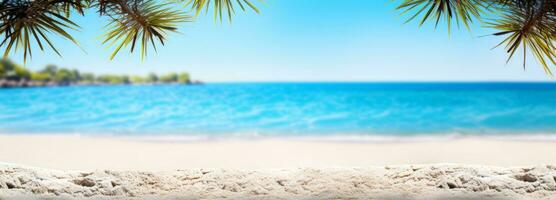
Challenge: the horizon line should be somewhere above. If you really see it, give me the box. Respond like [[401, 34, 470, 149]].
[[203, 80, 556, 84]]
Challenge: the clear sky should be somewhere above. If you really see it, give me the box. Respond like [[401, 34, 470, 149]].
[[7, 0, 556, 82]]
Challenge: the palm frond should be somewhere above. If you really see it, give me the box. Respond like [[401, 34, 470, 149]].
[[1, 0, 259, 61], [487, 0, 556, 75], [396, 0, 556, 75], [102, 1, 191, 60], [0, 0, 82, 63]]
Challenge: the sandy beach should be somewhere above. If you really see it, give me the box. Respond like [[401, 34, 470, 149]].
[[1, 134, 556, 199], [1, 134, 556, 170]]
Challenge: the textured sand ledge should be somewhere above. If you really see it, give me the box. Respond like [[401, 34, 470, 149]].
[[1, 164, 556, 200]]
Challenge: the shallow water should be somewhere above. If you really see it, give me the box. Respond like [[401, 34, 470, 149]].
[[1, 83, 556, 138]]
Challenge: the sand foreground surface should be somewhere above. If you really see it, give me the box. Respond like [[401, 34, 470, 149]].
[[0, 135, 555, 170], [1, 134, 556, 199]]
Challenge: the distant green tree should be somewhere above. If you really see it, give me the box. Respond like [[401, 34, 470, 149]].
[[96, 75, 111, 84], [80, 73, 96, 83], [160, 73, 178, 83], [0, 60, 16, 79], [121, 75, 131, 84], [31, 72, 51, 82], [96, 75, 129, 84], [1, 60, 30, 81], [54, 69, 74, 84], [178, 72, 191, 84], [70, 69, 81, 82], [13, 66, 31, 80], [130, 76, 146, 84], [147, 73, 159, 83], [41, 65, 58, 77], [95, 75, 108, 83]]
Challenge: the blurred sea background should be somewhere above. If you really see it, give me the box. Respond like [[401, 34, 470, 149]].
[[2, 82, 556, 141]]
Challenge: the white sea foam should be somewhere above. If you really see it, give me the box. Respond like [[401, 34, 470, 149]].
[[103, 132, 556, 143], [3, 130, 556, 143]]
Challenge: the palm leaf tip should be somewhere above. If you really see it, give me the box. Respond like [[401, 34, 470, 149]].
[[185, 0, 261, 22], [396, 0, 487, 31]]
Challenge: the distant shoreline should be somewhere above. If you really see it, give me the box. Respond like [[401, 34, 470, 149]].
[[0, 80, 203, 89], [1, 59, 199, 89], [3, 81, 556, 89]]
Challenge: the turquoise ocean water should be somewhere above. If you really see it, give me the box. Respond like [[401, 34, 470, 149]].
[[1, 83, 556, 140]]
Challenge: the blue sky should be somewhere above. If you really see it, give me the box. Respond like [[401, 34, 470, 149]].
[[7, 0, 556, 82]]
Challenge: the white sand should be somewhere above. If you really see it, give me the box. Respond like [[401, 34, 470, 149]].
[[0, 135, 555, 170], [1, 134, 556, 199]]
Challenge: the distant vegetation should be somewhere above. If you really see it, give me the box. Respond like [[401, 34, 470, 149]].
[[0, 59, 196, 88]]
